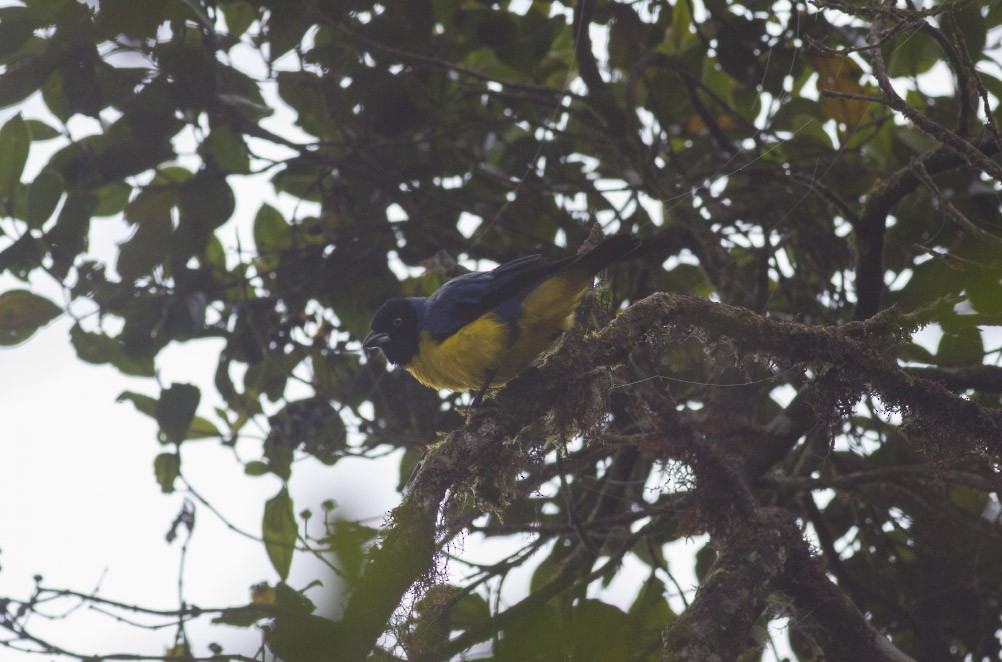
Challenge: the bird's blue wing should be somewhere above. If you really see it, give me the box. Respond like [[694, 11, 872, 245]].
[[422, 254, 553, 340]]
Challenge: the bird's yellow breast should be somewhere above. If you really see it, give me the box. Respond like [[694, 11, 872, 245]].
[[406, 314, 511, 392], [404, 272, 592, 393]]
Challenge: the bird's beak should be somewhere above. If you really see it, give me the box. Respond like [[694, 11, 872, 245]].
[[362, 332, 390, 351]]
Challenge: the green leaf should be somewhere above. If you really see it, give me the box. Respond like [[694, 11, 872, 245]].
[[156, 383, 201, 445], [451, 592, 490, 630], [263, 488, 297, 580], [967, 276, 1002, 316], [117, 390, 158, 418], [896, 342, 935, 365], [0, 113, 30, 198], [154, 452, 180, 493], [0, 55, 54, 109], [254, 203, 293, 255], [670, 0, 693, 49], [23, 0, 87, 23], [125, 185, 177, 225], [936, 325, 983, 368], [205, 122, 250, 173], [770, 97, 824, 132], [271, 160, 330, 202], [118, 185, 175, 279], [92, 181, 132, 217], [25, 119, 59, 141], [221, 1, 258, 38], [245, 460, 270, 476], [265, 443, 293, 481], [0, 7, 41, 59], [186, 415, 220, 440], [116, 214, 171, 281], [0, 289, 61, 345], [275, 582, 317, 615], [203, 233, 227, 271], [96, 0, 196, 40], [324, 520, 378, 583], [0, 234, 45, 278], [26, 169, 63, 229], [948, 484, 989, 514], [70, 324, 155, 376], [175, 175, 235, 257], [494, 604, 563, 660], [886, 30, 939, 77], [626, 577, 675, 636], [662, 263, 711, 295], [266, 613, 338, 662], [276, 71, 335, 139], [950, 2, 986, 62], [40, 65, 72, 122], [569, 600, 630, 659], [46, 192, 96, 279], [529, 555, 562, 593]]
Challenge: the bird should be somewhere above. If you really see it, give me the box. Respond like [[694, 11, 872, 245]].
[[362, 234, 640, 405]]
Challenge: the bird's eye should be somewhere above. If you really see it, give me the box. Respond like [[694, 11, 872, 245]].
[[392, 317, 403, 328]]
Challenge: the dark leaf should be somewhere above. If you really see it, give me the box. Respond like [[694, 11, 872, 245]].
[[205, 122, 251, 174], [0, 55, 55, 109], [46, 192, 96, 279], [450, 592, 490, 630], [264, 443, 293, 482], [25, 118, 59, 140], [92, 181, 132, 217], [0, 289, 61, 345], [156, 382, 201, 445], [154, 452, 180, 493], [936, 324, 984, 368], [0, 7, 41, 60], [244, 460, 270, 476], [70, 324, 155, 376], [266, 613, 339, 662], [221, 1, 258, 39], [263, 488, 297, 580], [25, 169, 63, 229], [117, 390, 158, 419], [0, 234, 45, 279], [0, 113, 30, 198], [254, 203, 293, 255]]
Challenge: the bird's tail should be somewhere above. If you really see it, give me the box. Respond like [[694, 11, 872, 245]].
[[573, 234, 642, 275]]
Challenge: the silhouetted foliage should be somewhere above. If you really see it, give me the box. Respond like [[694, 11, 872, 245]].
[[1, 0, 1001, 660]]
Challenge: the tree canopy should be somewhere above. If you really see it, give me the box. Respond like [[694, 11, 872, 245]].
[[1, 0, 1001, 660]]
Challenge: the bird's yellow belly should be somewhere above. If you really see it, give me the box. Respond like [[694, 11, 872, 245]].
[[496, 276, 588, 382], [406, 315, 511, 392], [405, 276, 591, 393]]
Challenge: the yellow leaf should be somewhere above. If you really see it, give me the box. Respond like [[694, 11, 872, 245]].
[[812, 56, 871, 128], [685, 113, 738, 134], [165, 642, 192, 658]]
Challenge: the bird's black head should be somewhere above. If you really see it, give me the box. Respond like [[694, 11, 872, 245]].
[[362, 298, 421, 366]]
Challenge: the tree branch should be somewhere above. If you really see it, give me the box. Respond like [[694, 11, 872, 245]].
[[334, 293, 1002, 657]]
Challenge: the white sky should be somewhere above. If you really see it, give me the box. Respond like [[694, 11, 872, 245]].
[[0, 45, 407, 659], [0, 308, 404, 657]]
